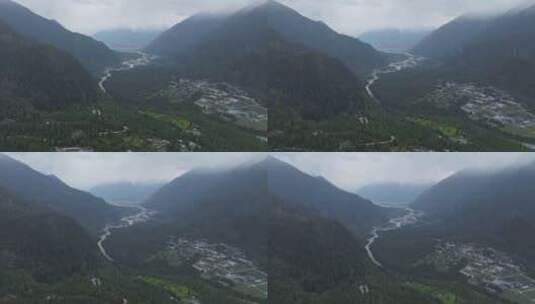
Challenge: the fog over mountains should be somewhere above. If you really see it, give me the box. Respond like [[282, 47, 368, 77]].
[[13, 0, 534, 36], [9, 152, 532, 191], [356, 182, 432, 205], [2, 0, 535, 301], [412, 2, 535, 104], [93, 29, 163, 51], [144, 156, 392, 237], [0, 154, 126, 232], [0, 0, 118, 73], [1, 0, 535, 151], [2, 153, 535, 302], [89, 181, 165, 204], [414, 161, 535, 252], [359, 29, 433, 52]]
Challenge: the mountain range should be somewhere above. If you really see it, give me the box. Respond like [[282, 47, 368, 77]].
[[263, 157, 395, 235], [145, 157, 392, 238], [2, 153, 520, 302], [0, 185, 97, 282], [0, 154, 126, 232], [106, 156, 432, 302], [0, 21, 97, 114], [1, 0, 535, 151], [413, 3, 535, 103], [413, 14, 491, 59], [0, 0, 118, 73], [145, 0, 383, 120], [138, 156, 387, 262], [147, 0, 385, 76], [413, 161, 535, 266], [0, 154, 440, 302]]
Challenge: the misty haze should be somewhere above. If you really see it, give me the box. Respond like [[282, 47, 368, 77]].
[[2, 0, 535, 303], [1, 152, 535, 303], [0, 0, 534, 151]]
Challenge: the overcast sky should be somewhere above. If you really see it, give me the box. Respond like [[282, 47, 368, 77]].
[[6, 153, 534, 193], [14, 0, 533, 35]]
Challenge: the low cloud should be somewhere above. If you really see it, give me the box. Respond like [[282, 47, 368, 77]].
[[7, 152, 533, 193], [14, 0, 532, 35], [7, 152, 265, 190]]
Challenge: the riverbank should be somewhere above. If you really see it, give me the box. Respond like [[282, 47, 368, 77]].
[[365, 207, 423, 267], [99, 51, 154, 94], [365, 53, 425, 103], [97, 205, 156, 262]]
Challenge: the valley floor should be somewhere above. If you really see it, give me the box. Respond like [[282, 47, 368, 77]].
[[270, 53, 535, 152], [369, 210, 535, 304], [2, 51, 534, 152]]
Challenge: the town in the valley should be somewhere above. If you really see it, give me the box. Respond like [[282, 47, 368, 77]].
[[424, 82, 535, 141], [425, 242, 535, 304], [152, 238, 268, 300], [155, 79, 268, 132]]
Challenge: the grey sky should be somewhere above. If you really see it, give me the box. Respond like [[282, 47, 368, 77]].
[[6, 153, 534, 193], [14, 0, 533, 36]]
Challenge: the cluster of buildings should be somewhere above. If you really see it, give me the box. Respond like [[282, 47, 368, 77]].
[[159, 79, 268, 132], [427, 242, 535, 302], [165, 238, 268, 299], [428, 82, 535, 136]]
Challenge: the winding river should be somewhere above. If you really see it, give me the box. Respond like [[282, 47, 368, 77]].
[[365, 207, 423, 267], [97, 205, 155, 262], [365, 53, 424, 103], [98, 51, 154, 94]]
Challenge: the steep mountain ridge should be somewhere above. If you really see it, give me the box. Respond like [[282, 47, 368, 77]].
[[146, 157, 392, 237], [414, 163, 535, 216], [0, 186, 97, 281], [0, 21, 97, 113], [413, 3, 535, 102], [145, 13, 226, 57], [268, 203, 369, 300], [413, 14, 492, 58], [262, 157, 393, 236], [0, 0, 118, 73], [0, 155, 126, 232], [125, 157, 434, 303], [460, 3, 535, 100], [413, 161, 535, 264], [147, 0, 385, 76], [245, 0, 385, 75], [145, 1, 378, 120]]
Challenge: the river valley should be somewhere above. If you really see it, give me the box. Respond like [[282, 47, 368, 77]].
[[365, 207, 423, 267], [365, 53, 424, 103], [98, 52, 154, 94], [97, 204, 156, 262]]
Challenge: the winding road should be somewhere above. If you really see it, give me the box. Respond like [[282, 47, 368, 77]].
[[97, 205, 155, 262], [362, 135, 397, 147], [98, 51, 153, 94], [365, 207, 423, 267]]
